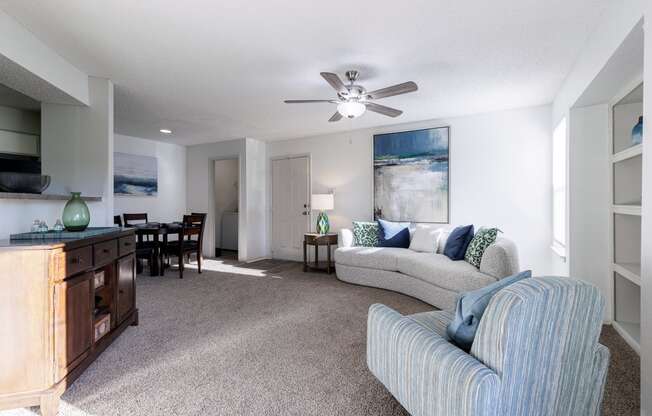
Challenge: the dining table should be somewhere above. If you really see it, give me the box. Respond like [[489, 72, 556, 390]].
[[131, 222, 184, 276]]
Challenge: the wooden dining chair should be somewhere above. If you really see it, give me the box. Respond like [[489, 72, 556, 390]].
[[167, 214, 206, 279], [123, 213, 155, 274]]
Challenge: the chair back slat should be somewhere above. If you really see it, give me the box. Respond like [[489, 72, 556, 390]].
[[182, 214, 206, 241], [123, 213, 148, 226]]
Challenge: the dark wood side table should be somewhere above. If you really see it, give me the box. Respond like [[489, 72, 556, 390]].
[[303, 233, 338, 274]]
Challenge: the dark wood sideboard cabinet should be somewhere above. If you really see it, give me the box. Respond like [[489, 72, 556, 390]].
[[0, 229, 139, 416]]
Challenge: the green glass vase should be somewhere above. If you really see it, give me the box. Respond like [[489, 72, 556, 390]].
[[62, 192, 90, 231]]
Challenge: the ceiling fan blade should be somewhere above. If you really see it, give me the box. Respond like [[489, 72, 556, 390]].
[[320, 72, 347, 94], [284, 99, 337, 103], [366, 81, 418, 100], [365, 102, 403, 117], [328, 112, 343, 122]]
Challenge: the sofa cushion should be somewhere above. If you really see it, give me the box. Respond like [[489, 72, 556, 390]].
[[335, 247, 417, 272], [352, 221, 379, 247], [443, 225, 474, 260], [397, 253, 497, 293], [377, 219, 411, 248], [447, 270, 532, 351]]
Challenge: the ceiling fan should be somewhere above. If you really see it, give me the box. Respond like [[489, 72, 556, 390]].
[[284, 70, 418, 122]]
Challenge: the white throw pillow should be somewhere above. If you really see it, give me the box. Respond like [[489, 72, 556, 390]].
[[437, 230, 451, 253], [409, 225, 444, 253]]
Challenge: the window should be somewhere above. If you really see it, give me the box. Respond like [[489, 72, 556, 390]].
[[552, 118, 567, 259]]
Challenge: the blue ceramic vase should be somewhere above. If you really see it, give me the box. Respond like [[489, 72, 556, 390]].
[[62, 192, 90, 231], [632, 116, 643, 145]]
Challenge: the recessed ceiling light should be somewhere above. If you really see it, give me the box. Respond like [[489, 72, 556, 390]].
[[160, 129, 172, 134]]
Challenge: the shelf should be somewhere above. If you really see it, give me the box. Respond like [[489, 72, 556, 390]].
[[612, 144, 642, 163], [613, 262, 641, 285], [613, 204, 642, 216], [0, 192, 102, 202], [612, 321, 640, 354]]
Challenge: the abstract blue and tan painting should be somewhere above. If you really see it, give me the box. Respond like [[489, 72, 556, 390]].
[[374, 127, 449, 223], [114, 152, 158, 196]]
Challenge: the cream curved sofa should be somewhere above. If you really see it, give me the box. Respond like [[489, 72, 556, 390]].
[[335, 227, 519, 310]]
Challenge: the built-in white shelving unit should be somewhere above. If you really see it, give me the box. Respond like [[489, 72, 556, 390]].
[[610, 81, 643, 354]]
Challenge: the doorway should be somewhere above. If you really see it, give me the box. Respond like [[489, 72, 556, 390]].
[[271, 155, 311, 260], [214, 159, 239, 259]]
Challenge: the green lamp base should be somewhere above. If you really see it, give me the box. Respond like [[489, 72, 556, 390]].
[[316, 211, 330, 234]]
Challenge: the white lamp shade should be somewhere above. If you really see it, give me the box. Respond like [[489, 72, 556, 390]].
[[311, 194, 334, 211]]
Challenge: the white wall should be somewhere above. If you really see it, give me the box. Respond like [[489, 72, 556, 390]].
[[267, 105, 554, 275], [114, 134, 187, 223], [41, 77, 114, 227], [568, 104, 610, 321], [244, 138, 268, 261], [214, 159, 239, 249], [186, 139, 247, 260]]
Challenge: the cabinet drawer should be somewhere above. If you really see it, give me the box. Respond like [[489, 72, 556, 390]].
[[94, 240, 118, 266], [62, 246, 93, 278], [118, 236, 136, 256]]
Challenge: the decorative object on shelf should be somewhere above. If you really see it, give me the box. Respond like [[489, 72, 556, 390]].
[[632, 116, 643, 145], [114, 152, 158, 196], [53, 219, 65, 232], [0, 172, 50, 194], [31, 219, 40, 232], [62, 192, 90, 231], [37, 221, 48, 233], [374, 127, 450, 223], [311, 193, 334, 234]]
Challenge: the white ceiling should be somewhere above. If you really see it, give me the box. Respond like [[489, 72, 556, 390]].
[[0, 0, 609, 145]]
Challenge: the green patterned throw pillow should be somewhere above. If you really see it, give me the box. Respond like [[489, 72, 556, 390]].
[[352, 221, 379, 247], [464, 227, 500, 268]]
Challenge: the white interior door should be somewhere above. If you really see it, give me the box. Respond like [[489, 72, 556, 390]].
[[272, 156, 310, 260]]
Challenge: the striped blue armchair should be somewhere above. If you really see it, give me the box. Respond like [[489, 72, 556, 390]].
[[367, 277, 609, 416]]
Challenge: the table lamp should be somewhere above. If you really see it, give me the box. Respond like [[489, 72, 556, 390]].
[[311, 194, 334, 234]]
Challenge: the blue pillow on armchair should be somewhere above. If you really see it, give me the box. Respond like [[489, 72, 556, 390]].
[[447, 270, 532, 351], [377, 219, 411, 248], [443, 225, 474, 260]]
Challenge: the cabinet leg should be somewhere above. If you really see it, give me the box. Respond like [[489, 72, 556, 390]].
[[40, 393, 59, 416]]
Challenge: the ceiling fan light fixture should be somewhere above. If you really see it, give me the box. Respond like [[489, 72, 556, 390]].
[[337, 101, 366, 119]]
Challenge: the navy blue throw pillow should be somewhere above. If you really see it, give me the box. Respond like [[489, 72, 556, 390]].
[[377, 219, 411, 248], [443, 225, 474, 260]]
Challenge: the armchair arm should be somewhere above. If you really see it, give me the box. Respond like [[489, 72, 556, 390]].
[[367, 304, 500, 416], [339, 228, 354, 248]]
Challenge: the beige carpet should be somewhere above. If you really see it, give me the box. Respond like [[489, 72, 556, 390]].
[[1, 259, 639, 416]]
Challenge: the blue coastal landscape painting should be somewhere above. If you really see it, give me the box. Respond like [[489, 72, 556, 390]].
[[374, 127, 449, 223], [114, 152, 158, 196]]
